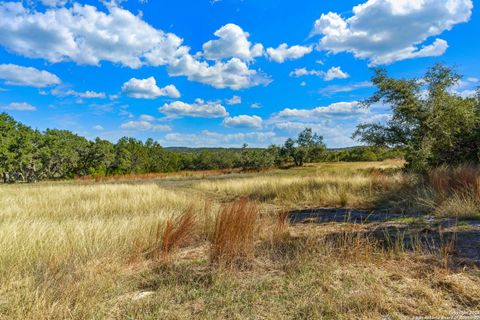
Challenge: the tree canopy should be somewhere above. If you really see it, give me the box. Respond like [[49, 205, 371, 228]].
[[354, 64, 480, 171]]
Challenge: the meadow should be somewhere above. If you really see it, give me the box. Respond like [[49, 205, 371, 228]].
[[0, 160, 479, 319]]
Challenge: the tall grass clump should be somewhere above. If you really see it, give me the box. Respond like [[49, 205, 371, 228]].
[[146, 207, 197, 261], [421, 164, 480, 218], [210, 198, 257, 268]]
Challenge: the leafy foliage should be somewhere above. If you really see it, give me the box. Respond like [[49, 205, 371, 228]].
[[354, 64, 480, 171], [279, 128, 326, 166]]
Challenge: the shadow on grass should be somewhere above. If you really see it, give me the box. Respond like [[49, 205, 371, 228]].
[[287, 207, 480, 267]]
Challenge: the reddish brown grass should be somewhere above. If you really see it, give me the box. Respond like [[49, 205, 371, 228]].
[[428, 164, 480, 203], [429, 166, 451, 202], [210, 198, 257, 268], [147, 207, 197, 260]]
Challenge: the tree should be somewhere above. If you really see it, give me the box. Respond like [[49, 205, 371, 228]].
[[281, 128, 326, 166], [0, 113, 19, 182], [38, 129, 90, 179], [354, 64, 480, 171]]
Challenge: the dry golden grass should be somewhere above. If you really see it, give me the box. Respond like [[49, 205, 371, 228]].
[[195, 162, 408, 208], [0, 160, 479, 319], [0, 183, 208, 319]]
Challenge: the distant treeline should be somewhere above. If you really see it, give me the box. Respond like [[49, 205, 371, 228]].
[[0, 113, 403, 183]]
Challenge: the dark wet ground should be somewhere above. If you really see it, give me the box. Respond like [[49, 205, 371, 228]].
[[288, 208, 480, 266]]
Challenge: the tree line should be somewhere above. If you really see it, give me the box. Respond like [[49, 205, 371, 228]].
[[0, 115, 331, 182]]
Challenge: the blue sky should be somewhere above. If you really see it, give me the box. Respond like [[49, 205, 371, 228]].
[[0, 0, 478, 147]]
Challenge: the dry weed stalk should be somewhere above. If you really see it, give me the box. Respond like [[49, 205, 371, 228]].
[[147, 207, 197, 260], [210, 198, 257, 268]]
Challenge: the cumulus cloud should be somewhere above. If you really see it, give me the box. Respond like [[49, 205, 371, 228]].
[[266, 43, 313, 63], [0, 64, 61, 88], [0, 2, 185, 68], [222, 115, 263, 129], [250, 102, 262, 109], [1, 102, 37, 111], [121, 77, 180, 99], [164, 130, 276, 147], [167, 55, 270, 90], [311, 0, 473, 65], [159, 99, 228, 118], [202, 24, 264, 61], [226, 95, 242, 105], [290, 66, 349, 81], [0, 4, 271, 90], [120, 120, 171, 131], [324, 67, 349, 81], [93, 125, 104, 130]]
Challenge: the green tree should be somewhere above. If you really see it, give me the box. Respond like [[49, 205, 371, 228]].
[[354, 64, 480, 171], [281, 128, 326, 166]]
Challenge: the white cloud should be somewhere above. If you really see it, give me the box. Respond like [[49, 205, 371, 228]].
[[251, 102, 262, 109], [76, 90, 106, 98], [266, 43, 313, 63], [226, 95, 242, 105], [0, 4, 271, 90], [40, 0, 68, 7], [0, 64, 61, 88], [319, 81, 373, 95], [290, 66, 349, 81], [121, 77, 180, 99], [1, 102, 37, 111], [159, 99, 228, 118], [121, 120, 171, 131], [324, 66, 349, 81], [164, 130, 276, 147], [139, 114, 156, 121], [93, 125, 104, 130], [451, 77, 479, 98], [223, 115, 263, 129], [290, 67, 322, 77], [275, 101, 365, 119], [51, 87, 106, 99], [311, 0, 472, 65], [0, 2, 185, 68], [202, 23, 264, 61], [167, 55, 270, 90]]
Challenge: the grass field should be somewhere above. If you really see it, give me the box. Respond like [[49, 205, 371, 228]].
[[1, 161, 479, 319]]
